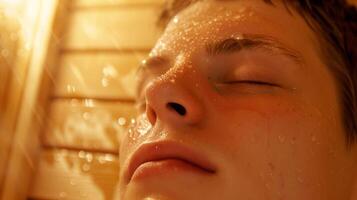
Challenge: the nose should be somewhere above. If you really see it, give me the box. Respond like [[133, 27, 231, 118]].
[[144, 73, 204, 127]]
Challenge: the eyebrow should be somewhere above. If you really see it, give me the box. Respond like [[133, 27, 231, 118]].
[[206, 34, 304, 66], [139, 34, 304, 72]]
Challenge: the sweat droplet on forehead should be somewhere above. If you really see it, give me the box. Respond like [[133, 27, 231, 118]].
[[153, 0, 257, 56], [173, 16, 179, 24]]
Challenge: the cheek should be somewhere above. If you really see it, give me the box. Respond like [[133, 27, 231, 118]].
[[208, 96, 344, 197], [119, 114, 152, 166], [206, 97, 310, 165], [210, 94, 340, 151]]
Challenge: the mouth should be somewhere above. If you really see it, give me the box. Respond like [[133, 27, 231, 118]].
[[125, 140, 217, 183]]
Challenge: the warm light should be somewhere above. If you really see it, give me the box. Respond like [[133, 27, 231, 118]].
[[0, 0, 24, 21], [0, 0, 23, 6]]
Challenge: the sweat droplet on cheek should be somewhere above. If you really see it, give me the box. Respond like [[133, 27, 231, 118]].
[[127, 114, 152, 144]]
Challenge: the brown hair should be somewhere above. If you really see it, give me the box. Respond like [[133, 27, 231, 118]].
[[158, 0, 357, 146]]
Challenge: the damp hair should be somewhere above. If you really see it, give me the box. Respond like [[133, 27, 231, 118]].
[[157, 0, 357, 147]]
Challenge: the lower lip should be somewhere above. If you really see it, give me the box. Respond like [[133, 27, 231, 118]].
[[130, 159, 212, 181]]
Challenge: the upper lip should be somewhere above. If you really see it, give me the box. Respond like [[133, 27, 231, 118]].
[[125, 140, 217, 182]]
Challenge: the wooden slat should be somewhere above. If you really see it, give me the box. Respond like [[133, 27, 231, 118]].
[[72, 0, 165, 7], [43, 99, 137, 153], [28, 149, 119, 200], [53, 53, 146, 99], [62, 7, 162, 50]]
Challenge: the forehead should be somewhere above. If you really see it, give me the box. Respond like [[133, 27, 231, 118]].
[[151, 0, 317, 58]]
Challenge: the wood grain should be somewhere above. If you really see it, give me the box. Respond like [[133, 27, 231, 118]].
[[53, 53, 147, 99], [28, 149, 119, 200], [43, 99, 137, 153], [62, 7, 162, 50]]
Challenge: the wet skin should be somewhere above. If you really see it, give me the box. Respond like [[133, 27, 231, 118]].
[[118, 0, 357, 199]]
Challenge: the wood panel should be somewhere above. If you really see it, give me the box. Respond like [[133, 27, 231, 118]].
[[43, 99, 137, 153], [53, 53, 147, 99], [28, 149, 119, 200], [62, 7, 162, 50], [72, 0, 165, 7]]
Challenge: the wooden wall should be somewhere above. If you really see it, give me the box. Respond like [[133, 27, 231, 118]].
[[28, 0, 163, 199]]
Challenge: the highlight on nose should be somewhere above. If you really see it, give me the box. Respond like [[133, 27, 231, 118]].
[[166, 102, 187, 116]]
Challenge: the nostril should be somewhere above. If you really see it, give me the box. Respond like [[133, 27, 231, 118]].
[[167, 102, 187, 116]]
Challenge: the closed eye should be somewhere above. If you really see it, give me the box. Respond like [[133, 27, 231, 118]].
[[223, 80, 279, 87]]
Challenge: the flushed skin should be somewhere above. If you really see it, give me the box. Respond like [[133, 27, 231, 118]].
[[118, 0, 357, 199]]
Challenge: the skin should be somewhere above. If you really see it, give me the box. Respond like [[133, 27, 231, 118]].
[[118, 0, 357, 199]]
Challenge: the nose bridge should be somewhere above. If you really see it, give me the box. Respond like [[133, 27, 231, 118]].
[[163, 53, 196, 82], [144, 62, 204, 127]]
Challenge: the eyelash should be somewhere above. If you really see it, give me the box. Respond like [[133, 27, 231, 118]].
[[223, 80, 278, 87]]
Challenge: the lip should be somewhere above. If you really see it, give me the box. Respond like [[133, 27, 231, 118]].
[[125, 140, 217, 183]]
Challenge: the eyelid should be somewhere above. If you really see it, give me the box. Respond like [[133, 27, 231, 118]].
[[223, 80, 279, 87]]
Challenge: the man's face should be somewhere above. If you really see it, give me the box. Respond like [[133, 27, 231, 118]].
[[118, 0, 357, 199]]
